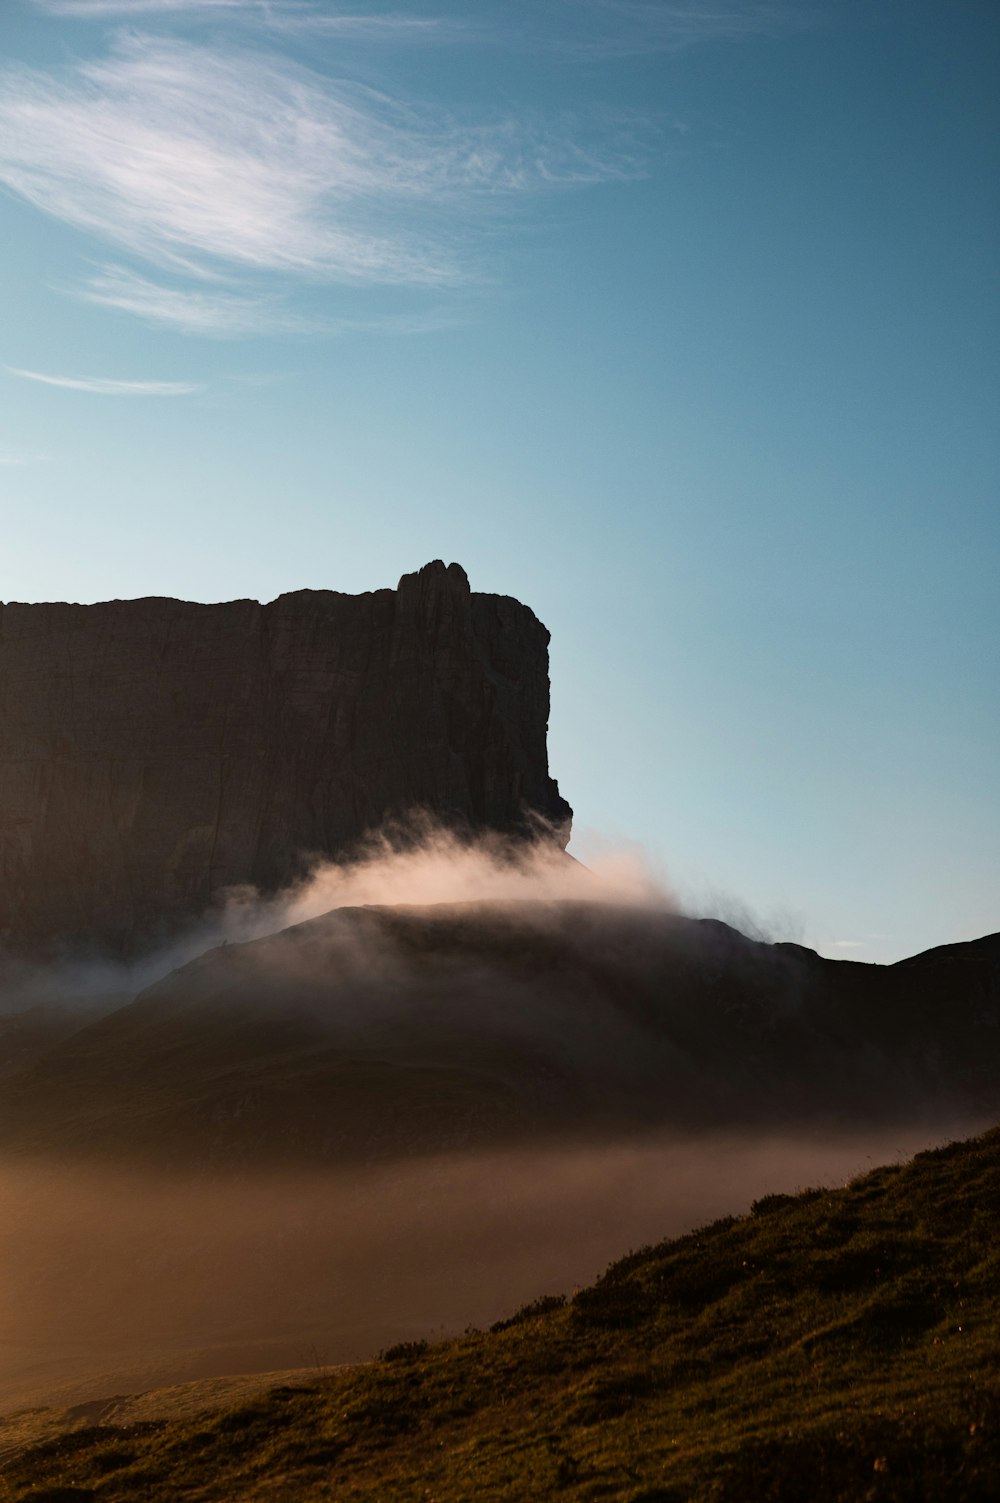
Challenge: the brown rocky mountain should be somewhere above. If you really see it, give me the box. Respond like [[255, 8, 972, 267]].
[[0, 561, 570, 956]]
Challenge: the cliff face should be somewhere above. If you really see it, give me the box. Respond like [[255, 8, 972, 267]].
[[0, 561, 571, 955]]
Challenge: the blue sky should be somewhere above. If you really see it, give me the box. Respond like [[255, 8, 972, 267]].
[[1, 0, 997, 962]]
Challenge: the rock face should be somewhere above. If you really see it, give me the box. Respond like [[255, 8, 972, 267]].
[[0, 561, 570, 955]]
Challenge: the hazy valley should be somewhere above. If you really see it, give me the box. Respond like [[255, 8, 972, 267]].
[[0, 567, 995, 1499]]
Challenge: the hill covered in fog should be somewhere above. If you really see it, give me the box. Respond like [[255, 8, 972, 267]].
[[2, 900, 996, 1167]]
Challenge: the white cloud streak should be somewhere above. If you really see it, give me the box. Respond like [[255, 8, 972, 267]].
[[33, 0, 309, 16], [0, 33, 629, 303], [30, 0, 799, 52], [6, 367, 201, 395], [0, 37, 449, 285], [77, 264, 318, 335], [79, 264, 460, 336], [32, 0, 450, 38], [276, 13, 451, 38]]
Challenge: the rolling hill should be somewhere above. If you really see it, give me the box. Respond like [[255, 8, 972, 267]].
[[1, 902, 997, 1167]]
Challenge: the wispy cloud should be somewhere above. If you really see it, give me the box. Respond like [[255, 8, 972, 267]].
[[77, 264, 319, 336], [6, 0, 802, 345], [276, 13, 451, 39], [546, 1, 810, 57], [0, 37, 445, 285], [78, 264, 460, 336], [33, 0, 307, 17], [0, 32, 630, 305], [37, 0, 806, 51], [31, 0, 450, 37], [7, 366, 201, 395]]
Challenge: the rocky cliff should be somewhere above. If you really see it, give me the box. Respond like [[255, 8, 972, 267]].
[[0, 560, 570, 955]]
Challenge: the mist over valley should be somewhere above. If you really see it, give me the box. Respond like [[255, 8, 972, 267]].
[[0, 568, 994, 1497]]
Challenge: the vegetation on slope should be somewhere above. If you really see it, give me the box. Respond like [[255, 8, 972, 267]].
[[3, 1124, 999, 1501]]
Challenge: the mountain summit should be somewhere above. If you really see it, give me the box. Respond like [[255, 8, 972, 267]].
[[0, 562, 570, 955]]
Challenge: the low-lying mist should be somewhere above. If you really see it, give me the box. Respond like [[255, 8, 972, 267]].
[[0, 820, 674, 1014], [0, 1120, 984, 1415], [1, 820, 996, 1417]]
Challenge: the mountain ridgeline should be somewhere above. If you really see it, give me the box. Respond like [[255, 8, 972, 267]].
[[0, 558, 997, 1168], [0, 561, 570, 957], [2, 904, 997, 1168]]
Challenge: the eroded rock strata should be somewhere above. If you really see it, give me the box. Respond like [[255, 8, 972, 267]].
[[0, 560, 570, 954]]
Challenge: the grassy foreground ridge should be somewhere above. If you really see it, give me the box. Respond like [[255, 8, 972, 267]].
[[3, 1125, 999, 1502]]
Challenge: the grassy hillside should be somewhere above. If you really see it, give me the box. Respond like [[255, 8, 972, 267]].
[[3, 1124, 998, 1501]]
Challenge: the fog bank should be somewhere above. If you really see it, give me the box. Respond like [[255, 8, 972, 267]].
[[0, 1120, 983, 1414], [0, 821, 673, 1014]]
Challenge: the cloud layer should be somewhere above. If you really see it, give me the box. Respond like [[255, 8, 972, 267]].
[[76, 264, 319, 336], [0, 30, 636, 335], [0, 36, 461, 283], [34, 0, 449, 35], [4, 2, 803, 342], [32, 0, 800, 51], [33, 0, 313, 17], [7, 366, 200, 395]]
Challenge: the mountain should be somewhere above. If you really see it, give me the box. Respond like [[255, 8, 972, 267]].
[[0, 562, 570, 956], [0, 995, 128, 1079], [3, 1122, 997, 1501], [2, 902, 996, 1167]]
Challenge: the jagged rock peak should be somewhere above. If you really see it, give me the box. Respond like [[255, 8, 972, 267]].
[[397, 559, 471, 593]]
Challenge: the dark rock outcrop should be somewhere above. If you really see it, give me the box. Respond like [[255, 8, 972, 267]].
[[0, 561, 570, 955]]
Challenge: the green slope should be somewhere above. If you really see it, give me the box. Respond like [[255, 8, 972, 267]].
[[3, 1125, 998, 1501]]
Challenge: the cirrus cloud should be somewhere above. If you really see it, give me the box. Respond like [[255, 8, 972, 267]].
[[77, 263, 462, 337], [29, 1, 452, 41], [0, 35, 464, 284], [0, 30, 640, 339], [76, 264, 321, 336], [47, 1, 291, 10], [6, 366, 201, 395]]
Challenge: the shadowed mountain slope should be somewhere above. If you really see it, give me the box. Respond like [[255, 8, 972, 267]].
[[1, 903, 996, 1167], [3, 1122, 998, 1501]]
